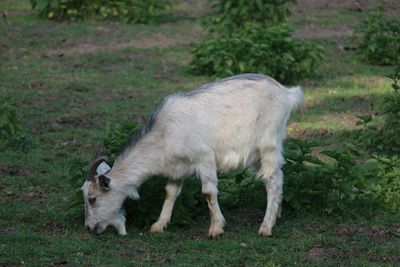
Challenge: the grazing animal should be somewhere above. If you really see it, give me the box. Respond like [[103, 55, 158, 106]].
[[82, 74, 303, 238]]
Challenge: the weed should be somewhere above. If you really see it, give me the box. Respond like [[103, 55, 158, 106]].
[[0, 99, 34, 151]]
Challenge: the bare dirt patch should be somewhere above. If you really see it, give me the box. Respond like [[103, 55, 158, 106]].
[[288, 125, 335, 140], [34, 220, 65, 234], [0, 163, 28, 177], [294, 25, 354, 40], [291, 0, 400, 40], [335, 223, 397, 242], [44, 29, 202, 57], [304, 246, 338, 263], [292, 0, 400, 13]]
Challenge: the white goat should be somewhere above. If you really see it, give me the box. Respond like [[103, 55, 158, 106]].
[[82, 74, 303, 238]]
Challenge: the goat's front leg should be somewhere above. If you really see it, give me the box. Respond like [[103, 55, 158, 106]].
[[150, 180, 183, 233], [258, 169, 283, 236], [200, 167, 225, 239], [203, 186, 225, 238]]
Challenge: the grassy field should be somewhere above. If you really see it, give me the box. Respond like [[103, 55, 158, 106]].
[[1, 0, 399, 266]]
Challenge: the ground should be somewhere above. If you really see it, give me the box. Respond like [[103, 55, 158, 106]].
[[0, 0, 399, 266]]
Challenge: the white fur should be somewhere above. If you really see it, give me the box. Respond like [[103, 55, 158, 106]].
[[82, 74, 303, 237]]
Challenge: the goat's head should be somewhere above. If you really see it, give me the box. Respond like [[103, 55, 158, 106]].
[[81, 157, 127, 235]]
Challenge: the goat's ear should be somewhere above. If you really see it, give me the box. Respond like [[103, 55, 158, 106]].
[[96, 161, 111, 176], [98, 175, 111, 191]]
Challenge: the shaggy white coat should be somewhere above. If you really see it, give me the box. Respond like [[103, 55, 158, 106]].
[[82, 74, 303, 237]]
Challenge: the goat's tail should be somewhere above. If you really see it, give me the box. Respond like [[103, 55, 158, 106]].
[[286, 86, 304, 111]]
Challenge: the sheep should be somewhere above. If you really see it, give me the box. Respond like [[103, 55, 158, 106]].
[[82, 73, 303, 238]]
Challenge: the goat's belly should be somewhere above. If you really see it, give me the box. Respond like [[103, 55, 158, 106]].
[[216, 149, 258, 172]]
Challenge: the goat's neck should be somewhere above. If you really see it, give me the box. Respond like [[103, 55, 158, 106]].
[[108, 135, 164, 191]]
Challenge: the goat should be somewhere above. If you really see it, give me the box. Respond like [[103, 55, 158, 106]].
[[82, 74, 303, 238]]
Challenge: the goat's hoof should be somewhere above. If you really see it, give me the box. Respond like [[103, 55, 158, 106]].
[[149, 222, 165, 234], [118, 230, 128, 236], [208, 225, 224, 239], [258, 225, 272, 237]]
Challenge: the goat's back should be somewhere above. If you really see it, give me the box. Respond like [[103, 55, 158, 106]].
[[151, 74, 303, 171]]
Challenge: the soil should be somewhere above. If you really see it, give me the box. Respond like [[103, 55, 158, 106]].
[[37, 0, 398, 57], [44, 27, 203, 57], [292, 0, 400, 13], [335, 223, 397, 241], [304, 246, 338, 262], [291, 0, 400, 40]]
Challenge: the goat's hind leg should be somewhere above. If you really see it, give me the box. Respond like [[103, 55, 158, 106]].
[[258, 150, 284, 237], [150, 180, 183, 233]]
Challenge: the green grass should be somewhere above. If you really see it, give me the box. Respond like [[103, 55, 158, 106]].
[[1, 0, 399, 266]]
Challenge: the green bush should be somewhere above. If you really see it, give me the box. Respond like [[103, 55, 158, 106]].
[[352, 7, 400, 65], [283, 139, 378, 214], [369, 156, 400, 212], [30, 0, 169, 23], [218, 169, 265, 211], [190, 23, 324, 83], [207, 0, 296, 33], [191, 0, 323, 82], [0, 100, 34, 151]]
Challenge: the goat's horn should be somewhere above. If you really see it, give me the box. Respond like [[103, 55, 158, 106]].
[[87, 156, 108, 181]]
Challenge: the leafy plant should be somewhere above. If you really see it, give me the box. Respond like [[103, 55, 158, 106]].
[[206, 0, 296, 33], [190, 23, 324, 83], [218, 169, 265, 210], [124, 177, 205, 228], [65, 158, 89, 222], [30, 0, 169, 23], [103, 120, 141, 158], [369, 156, 400, 212], [352, 7, 400, 65], [0, 99, 34, 151], [0, 101, 24, 138], [283, 139, 378, 214]]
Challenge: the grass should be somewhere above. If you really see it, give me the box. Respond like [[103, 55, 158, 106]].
[[1, 0, 399, 266]]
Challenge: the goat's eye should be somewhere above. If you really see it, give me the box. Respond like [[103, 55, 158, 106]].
[[89, 197, 96, 205]]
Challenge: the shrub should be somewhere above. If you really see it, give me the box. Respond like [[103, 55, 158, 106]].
[[192, 0, 323, 83], [190, 23, 324, 83], [207, 0, 296, 33], [30, 0, 169, 23], [0, 101, 24, 138], [0, 100, 34, 151], [218, 169, 265, 211], [103, 120, 141, 159], [369, 156, 400, 212], [283, 139, 378, 214], [352, 7, 400, 65]]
